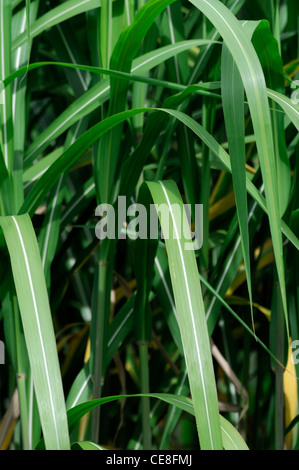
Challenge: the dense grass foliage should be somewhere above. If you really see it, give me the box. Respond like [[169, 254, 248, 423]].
[[0, 0, 298, 450]]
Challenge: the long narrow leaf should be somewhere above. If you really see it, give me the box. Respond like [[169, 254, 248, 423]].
[[0, 215, 70, 450], [189, 0, 289, 349], [221, 43, 254, 332], [66, 393, 247, 450], [12, 0, 101, 51], [145, 179, 222, 450]]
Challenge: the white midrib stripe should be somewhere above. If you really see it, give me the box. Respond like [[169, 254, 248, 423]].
[[167, 6, 180, 84], [132, 41, 200, 72], [199, 0, 271, 166], [199, 0, 256, 85], [188, 0, 240, 84], [200, 0, 280, 230], [158, 181, 214, 449], [24, 167, 49, 189], [107, 308, 134, 348], [221, 425, 238, 449], [31, 0, 92, 41], [163, 396, 193, 411], [57, 25, 88, 92], [61, 182, 95, 224], [41, 174, 64, 268], [90, 442, 105, 450], [69, 373, 91, 409], [12, 216, 59, 448], [267, 89, 299, 118], [90, 442, 106, 450]]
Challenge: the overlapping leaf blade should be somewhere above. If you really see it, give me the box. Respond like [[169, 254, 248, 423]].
[[0, 214, 70, 450], [189, 0, 290, 346], [145, 179, 222, 450]]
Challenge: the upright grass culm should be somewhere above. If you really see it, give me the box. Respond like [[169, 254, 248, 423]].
[[0, 0, 298, 451]]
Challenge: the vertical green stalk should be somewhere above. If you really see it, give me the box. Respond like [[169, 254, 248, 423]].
[[91, 261, 107, 442], [132, 186, 158, 450], [139, 342, 152, 449], [270, 0, 281, 54], [132, 0, 147, 137], [91, 239, 115, 442], [99, 0, 112, 69], [0, 0, 14, 177], [199, 16, 212, 272]]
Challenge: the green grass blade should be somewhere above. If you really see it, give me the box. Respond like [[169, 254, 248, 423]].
[[11, 1, 40, 212], [145, 179, 222, 450], [23, 147, 63, 187], [186, 0, 246, 84], [6, 40, 217, 89], [199, 268, 288, 371], [19, 108, 150, 217], [221, 43, 254, 333], [95, 0, 175, 204], [156, 108, 299, 252], [48, 23, 90, 98], [219, 415, 249, 450], [153, 248, 184, 355], [266, 88, 299, 131], [0, 133, 13, 215], [9, 39, 210, 165], [163, 2, 189, 84], [159, 369, 189, 450], [5, 57, 220, 103], [20, 103, 299, 253], [66, 392, 247, 450], [12, 0, 100, 51], [66, 362, 92, 411], [0, 214, 70, 450], [205, 196, 262, 335], [250, 20, 291, 216], [132, 185, 159, 449], [189, 0, 289, 354], [108, 0, 175, 114], [106, 296, 135, 369], [38, 174, 67, 283]]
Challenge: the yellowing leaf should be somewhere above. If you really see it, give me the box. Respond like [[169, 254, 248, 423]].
[[284, 342, 298, 450]]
